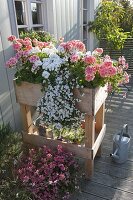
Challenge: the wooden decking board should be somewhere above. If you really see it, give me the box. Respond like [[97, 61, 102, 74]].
[[81, 181, 133, 200], [94, 161, 133, 179], [70, 191, 105, 200]]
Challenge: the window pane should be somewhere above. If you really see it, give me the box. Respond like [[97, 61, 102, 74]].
[[18, 28, 28, 35], [15, 1, 26, 25], [32, 27, 43, 31], [31, 3, 42, 24]]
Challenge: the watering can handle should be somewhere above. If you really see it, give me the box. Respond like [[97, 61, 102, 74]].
[[119, 124, 128, 142], [123, 124, 128, 134]]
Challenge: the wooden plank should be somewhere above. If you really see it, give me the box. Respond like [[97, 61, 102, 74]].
[[20, 104, 33, 133], [95, 103, 105, 157], [81, 181, 133, 200], [73, 86, 107, 115], [70, 191, 104, 200], [14, 80, 43, 106], [85, 114, 95, 178], [92, 124, 106, 159], [94, 161, 133, 179], [22, 132, 92, 159]]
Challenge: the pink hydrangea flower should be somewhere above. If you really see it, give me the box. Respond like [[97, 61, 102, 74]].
[[29, 55, 40, 63], [70, 54, 80, 62], [7, 35, 16, 42], [85, 74, 95, 81], [13, 42, 22, 51], [93, 48, 103, 55], [23, 39, 32, 46], [6, 57, 18, 68], [118, 56, 126, 65], [83, 55, 96, 65]]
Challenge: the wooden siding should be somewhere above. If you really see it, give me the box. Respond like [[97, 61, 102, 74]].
[[46, 0, 82, 41], [0, 0, 21, 130]]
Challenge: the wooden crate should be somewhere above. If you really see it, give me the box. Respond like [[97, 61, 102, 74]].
[[73, 85, 107, 115], [14, 80, 107, 178], [14, 80, 43, 106]]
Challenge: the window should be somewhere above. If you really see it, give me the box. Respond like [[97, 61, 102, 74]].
[[14, 0, 46, 34], [83, 0, 89, 48]]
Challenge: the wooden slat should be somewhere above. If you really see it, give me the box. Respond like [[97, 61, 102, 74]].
[[22, 132, 92, 159], [92, 124, 106, 159], [14, 80, 43, 106]]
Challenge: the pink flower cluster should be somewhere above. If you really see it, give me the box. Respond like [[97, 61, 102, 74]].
[[6, 35, 49, 70], [84, 49, 130, 90], [60, 40, 86, 53], [17, 145, 79, 200]]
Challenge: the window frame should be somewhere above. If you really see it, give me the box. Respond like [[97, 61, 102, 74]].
[[13, 0, 47, 34]]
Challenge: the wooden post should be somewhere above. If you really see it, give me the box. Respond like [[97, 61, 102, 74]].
[[85, 114, 95, 178], [20, 104, 33, 133], [95, 102, 105, 157]]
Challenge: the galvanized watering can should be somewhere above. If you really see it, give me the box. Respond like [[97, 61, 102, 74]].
[[110, 124, 130, 163]]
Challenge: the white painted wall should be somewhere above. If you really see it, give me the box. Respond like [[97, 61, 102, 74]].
[[0, 0, 22, 130], [46, 0, 82, 41]]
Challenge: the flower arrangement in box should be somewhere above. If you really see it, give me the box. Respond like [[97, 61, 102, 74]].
[[6, 34, 130, 141], [17, 145, 80, 200]]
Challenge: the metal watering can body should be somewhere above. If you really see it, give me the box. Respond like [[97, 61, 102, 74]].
[[110, 124, 131, 163]]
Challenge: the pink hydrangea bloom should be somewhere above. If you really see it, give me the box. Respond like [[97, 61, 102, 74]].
[[23, 39, 32, 46], [6, 57, 17, 68], [13, 42, 22, 51], [93, 48, 103, 55], [83, 55, 96, 65], [70, 54, 80, 62], [85, 74, 95, 81], [29, 55, 40, 63], [118, 56, 126, 65], [7, 35, 16, 42]]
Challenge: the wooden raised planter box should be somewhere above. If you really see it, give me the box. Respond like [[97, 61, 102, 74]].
[[14, 80, 107, 178]]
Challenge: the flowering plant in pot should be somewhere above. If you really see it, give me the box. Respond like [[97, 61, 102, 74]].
[[17, 145, 80, 200], [6, 36, 130, 141]]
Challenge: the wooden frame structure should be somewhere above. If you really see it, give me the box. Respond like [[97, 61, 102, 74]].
[[14, 80, 107, 178]]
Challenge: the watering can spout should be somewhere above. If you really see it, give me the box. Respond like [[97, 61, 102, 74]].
[[110, 148, 119, 160]]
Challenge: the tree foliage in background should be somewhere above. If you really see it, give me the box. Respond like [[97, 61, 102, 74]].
[[89, 0, 132, 50]]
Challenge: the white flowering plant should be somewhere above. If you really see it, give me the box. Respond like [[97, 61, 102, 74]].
[[6, 35, 130, 140]]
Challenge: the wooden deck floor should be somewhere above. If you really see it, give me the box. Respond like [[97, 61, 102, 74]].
[[71, 80, 133, 200]]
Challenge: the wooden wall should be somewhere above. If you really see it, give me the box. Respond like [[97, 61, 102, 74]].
[[0, 0, 22, 130]]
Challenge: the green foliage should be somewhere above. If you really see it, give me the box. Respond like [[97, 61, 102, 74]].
[[0, 123, 12, 142], [0, 124, 33, 200], [89, 0, 129, 49], [119, 0, 133, 33], [20, 30, 57, 44]]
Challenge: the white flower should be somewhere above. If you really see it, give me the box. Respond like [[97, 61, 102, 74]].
[[85, 51, 91, 56], [30, 46, 41, 54], [42, 47, 57, 55], [57, 45, 65, 53], [34, 60, 42, 67], [42, 71, 50, 79]]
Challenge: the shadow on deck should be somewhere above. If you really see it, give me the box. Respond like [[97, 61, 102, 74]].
[[71, 79, 133, 200]]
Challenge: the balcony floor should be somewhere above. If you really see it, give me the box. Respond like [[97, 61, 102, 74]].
[[71, 79, 133, 200]]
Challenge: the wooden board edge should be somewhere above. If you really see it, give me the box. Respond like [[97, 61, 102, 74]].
[[22, 132, 92, 159]]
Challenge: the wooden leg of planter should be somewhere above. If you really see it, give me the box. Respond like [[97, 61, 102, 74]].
[[95, 102, 105, 157], [20, 104, 33, 133], [85, 114, 95, 178]]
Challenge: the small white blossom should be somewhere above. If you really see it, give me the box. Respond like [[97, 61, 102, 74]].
[[42, 71, 50, 79]]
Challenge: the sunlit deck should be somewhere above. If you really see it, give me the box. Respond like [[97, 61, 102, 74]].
[[71, 78, 133, 200]]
